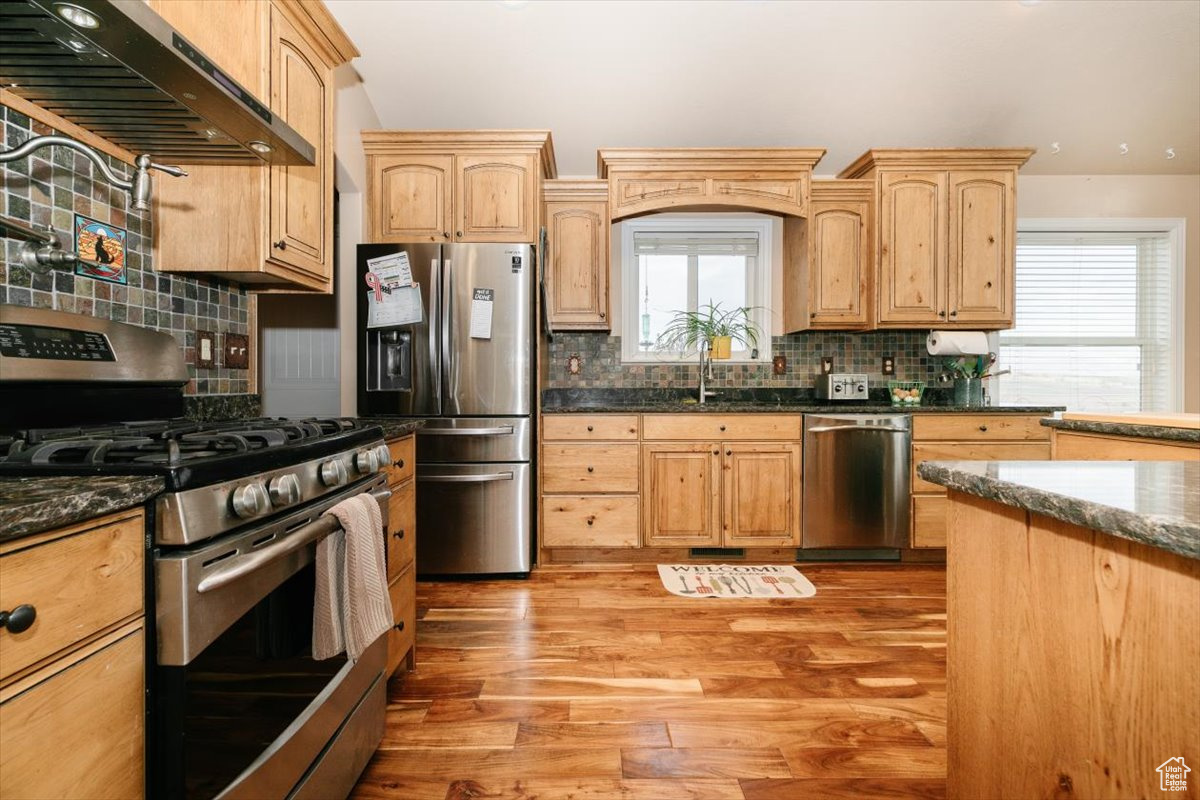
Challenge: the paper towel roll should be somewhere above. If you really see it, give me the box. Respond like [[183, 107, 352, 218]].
[[926, 330, 991, 356]]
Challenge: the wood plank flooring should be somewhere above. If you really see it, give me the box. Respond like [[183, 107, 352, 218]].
[[350, 564, 947, 800]]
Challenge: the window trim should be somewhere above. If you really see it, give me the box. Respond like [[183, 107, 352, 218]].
[[1007, 217, 1186, 411], [619, 214, 774, 364]]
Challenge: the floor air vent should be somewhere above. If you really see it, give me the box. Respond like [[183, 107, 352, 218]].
[[689, 548, 744, 558]]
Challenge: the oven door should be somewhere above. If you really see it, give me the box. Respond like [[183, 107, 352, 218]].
[[153, 474, 390, 800]]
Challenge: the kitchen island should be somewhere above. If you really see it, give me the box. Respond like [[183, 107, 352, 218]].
[[917, 459, 1199, 799], [1042, 411, 1200, 460]]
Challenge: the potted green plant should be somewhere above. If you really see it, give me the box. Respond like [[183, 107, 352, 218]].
[[656, 302, 760, 360]]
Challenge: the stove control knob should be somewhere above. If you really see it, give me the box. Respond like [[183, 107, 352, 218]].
[[320, 459, 348, 487], [268, 474, 302, 508], [231, 482, 269, 519], [354, 449, 379, 474], [373, 444, 392, 471]]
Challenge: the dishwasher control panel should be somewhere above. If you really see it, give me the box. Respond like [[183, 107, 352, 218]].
[[814, 372, 869, 401]]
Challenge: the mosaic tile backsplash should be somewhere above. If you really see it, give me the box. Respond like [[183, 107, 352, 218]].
[[547, 331, 940, 389], [1, 104, 250, 395]]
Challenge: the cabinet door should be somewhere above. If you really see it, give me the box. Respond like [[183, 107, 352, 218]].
[[642, 444, 720, 547], [370, 155, 454, 243], [546, 201, 609, 329], [722, 443, 801, 547], [878, 171, 947, 325], [949, 170, 1014, 326], [454, 153, 537, 242], [809, 200, 871, 327], [268, 3, 330, 282]]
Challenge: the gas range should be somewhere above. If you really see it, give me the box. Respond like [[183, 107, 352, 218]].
[[0, 415, 391, 544]]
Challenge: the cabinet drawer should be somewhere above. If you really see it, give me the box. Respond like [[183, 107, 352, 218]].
[[0, 626, 144, 799], [542, 415, 639, 441], [542, 496, 639, 547], [0, 513, 143, 682], [542, 444, 639, 493], [387, 564, 416, 676], [385, 435, 415, 486], [912, 494, 948, 549], [1053, 431, 1200, 461], [643, 414, 801, 441], [386, 479, 416, 581], [912, 414, 1050, 442], [912, 442, 1051, 493]]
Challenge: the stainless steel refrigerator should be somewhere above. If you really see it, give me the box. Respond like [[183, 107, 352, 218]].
[[357, 243, 534, 576]]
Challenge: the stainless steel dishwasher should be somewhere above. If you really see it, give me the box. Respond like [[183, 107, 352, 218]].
[[802, 413, 911, 549]]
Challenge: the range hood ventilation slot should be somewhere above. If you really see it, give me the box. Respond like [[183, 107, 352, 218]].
[[0, 0, 314, 166]]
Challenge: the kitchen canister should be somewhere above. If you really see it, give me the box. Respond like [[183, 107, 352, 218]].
[[954, 377, 984, 407]]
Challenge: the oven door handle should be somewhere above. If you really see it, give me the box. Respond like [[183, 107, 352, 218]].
[[419, 426, 514, 436], [417, 471, 513, 483], [195, 487, 393, 595]]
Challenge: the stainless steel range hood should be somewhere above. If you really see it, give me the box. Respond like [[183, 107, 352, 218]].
[[0, 0, 315, 166]]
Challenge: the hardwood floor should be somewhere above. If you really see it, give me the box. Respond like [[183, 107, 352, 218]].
[[350, 564, 947, 800]]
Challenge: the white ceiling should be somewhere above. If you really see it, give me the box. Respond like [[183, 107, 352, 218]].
[[327, 0, 1200, 177]]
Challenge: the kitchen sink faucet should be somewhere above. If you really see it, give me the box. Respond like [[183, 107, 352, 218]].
[[698, 339, 719, 404]]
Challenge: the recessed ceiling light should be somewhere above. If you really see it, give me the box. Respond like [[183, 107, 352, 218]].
[[1018, 0, 1042, 5], [248, 141, 272, 154], [54, 3, 101, 29]]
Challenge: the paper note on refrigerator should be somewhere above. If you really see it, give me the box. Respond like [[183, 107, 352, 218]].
[[365, 251, 413, 288], [366, 284, 423, 328], [470, 288, 494, 339]]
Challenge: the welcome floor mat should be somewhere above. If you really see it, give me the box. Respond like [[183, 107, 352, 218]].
[[657, 564, 817, 598]]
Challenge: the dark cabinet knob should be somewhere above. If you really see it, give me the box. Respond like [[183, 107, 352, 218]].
[[719, 425, 726, 432], [599, 312, 606, 319], [393, 458, 404, 468], [395, 621, 405, 631], [712, 449, 719, 455], [979, 425, 988, 432], [273, 240, 287, 250], [950, 310, 958, 318], [586, 518, 594, 526], [586, 425, 594, 432], [586, 466, 594, 472], [456, 231, 463, 238], [726, 449, 732, 456], [0, 604, 36, 634], [938, 310, 946, 317], [393, 529, 405, 539], [443, 231, 450, 239]]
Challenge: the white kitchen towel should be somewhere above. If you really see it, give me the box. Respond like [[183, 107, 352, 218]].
[[926, 330, 991, 356], [313, 494, 393, 661]]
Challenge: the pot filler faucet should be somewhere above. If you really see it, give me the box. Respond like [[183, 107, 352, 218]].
[[0, 134, 186, 272], [0, 134, 187, 211]]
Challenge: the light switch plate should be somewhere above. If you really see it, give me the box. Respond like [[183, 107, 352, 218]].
[[196, 330, 215, 369], [225, 333, 250, 370]]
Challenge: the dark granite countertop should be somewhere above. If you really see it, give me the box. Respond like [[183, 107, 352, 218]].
[[917, 460, 1200, 560], [353, 417, 427, 440], [1041, 417, 1200, 443], [0, 476, 164, 543]]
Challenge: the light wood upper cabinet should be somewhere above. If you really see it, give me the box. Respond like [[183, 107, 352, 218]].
[[151, 0, 357, 292], [878, 171, 947, 325], [598, 149, 825, 221], [363, 131, 556, 244], [949, 170, 1014, 325], [722, 443, 801, 547], [371, 155, 454, 242], [839, 149, 1034, 329], [643, 444, 721, 547], [782, 179, 874, 332], [544, 179, 609, 331], [268, 3, 330, 278]]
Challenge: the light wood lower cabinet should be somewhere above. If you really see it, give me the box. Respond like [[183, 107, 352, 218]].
[[543, 496, 640, 547], [384, 434, 417, 676], [0, 509, 147, 800], [1052, 429, 1200, 461], [642, 441, 801, 548]]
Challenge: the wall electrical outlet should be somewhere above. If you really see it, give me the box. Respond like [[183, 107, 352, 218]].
[[772, 355, 787, 375], [196, 330, 216, 369], [821, 357, 835, 374], [882, 355, 895, 375]]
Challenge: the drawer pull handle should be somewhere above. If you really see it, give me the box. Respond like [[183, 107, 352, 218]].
[[393, 529, 405, 539], [393, 458, 404, 468], [395, 621, 405, 631], [587, 425, 594, 432], [712, 449, 719, 455], [979, 425, 988, 432], [586, 466, 594, 472], [726, 449, 732, 456], [719, 425, 726, 431], [0, 604, 36, 634], [586, 517, 595, 526]]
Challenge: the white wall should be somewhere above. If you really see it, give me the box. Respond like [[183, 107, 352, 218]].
[[332, 63, 382, 416], [1017, 174, 1200, 412]]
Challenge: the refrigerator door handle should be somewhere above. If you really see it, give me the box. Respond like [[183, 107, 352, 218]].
[[442, 258, 455, 410], [420, 426, 514, 437], [418, 472, 514, 484], [429, 257, 441, 411]]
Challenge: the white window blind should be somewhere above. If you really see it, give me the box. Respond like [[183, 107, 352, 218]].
[[633, 233, 760, 257], [995, 230, 1175, 411]]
